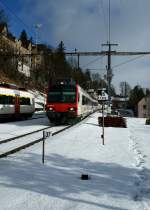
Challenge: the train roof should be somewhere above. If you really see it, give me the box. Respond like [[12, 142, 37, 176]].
[[0, 82, 18, 89], [0, 83, 27, 91], [49, 78, 76, 86]]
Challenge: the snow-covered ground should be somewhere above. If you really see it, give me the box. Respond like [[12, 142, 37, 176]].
[[0, 116, 50, 141], [0, 112, 150, 210], [29, 90, 46, 110]]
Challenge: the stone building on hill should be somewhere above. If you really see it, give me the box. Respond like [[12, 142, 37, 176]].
[[0, 23, 31, 77]]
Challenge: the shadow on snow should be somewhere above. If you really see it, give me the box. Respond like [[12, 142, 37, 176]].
[[0, 153, 145, 210]]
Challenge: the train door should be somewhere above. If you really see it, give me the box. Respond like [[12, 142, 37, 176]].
[[77, 86, 82, 116], [15, 95, 20, 117]]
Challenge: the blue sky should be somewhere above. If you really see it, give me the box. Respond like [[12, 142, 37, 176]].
[[0, 0, 150, 93]]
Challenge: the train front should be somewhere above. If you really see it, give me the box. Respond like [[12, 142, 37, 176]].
[[45, 81, 78, 124]]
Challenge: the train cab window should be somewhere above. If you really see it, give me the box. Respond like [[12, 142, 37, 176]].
[[63, 92, 76, 103], [48, 85, 76, 103], [48, 92, 61, 102]]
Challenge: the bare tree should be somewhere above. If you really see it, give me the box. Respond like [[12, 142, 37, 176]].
[[120, 81, 131, 97]]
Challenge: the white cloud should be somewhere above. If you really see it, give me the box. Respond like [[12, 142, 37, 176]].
[[16, 0, 150, 93]]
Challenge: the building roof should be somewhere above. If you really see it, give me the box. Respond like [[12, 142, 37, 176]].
[[112, 96, 129, 102], [0, 23, 7, 33]]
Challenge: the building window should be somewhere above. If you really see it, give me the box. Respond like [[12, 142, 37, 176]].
[[143, 105, 146, 109]]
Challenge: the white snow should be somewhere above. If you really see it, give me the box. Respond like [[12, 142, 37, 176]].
[[0, 112, 150, 210], [29, 90, 46, 110], [0, 117, 50, 140]]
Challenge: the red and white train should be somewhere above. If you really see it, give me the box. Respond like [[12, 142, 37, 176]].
[[45, 80, 98, 124], [0, 83, 35, 120]]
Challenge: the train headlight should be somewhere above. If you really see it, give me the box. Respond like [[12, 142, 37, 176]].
[[68, 107, 75, 111], [49, 107, 54, 111]]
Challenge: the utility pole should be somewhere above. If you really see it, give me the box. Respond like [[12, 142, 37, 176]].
[[34, 23, 42, 47], [75, 48, 80, 70], [102, 42, 118, 108], [34, 23, 42, 70]]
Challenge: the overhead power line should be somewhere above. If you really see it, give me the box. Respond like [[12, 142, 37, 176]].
[[0, 0, 32, 33], [99, 0, 108, 38], [108, 0, 111, 42], [113, 54, 146, 69], [81, 55, 105, 68], [85, 68, 106, 71]]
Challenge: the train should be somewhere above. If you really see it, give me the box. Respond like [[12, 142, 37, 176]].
[[0, 83, 35, 120], [45, 80, 98, 124]]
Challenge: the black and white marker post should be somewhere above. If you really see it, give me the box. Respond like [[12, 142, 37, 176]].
[[42, 130, 51, 164], [101, 101, 105, 145]]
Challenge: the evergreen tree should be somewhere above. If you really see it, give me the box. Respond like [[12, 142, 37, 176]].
[[145, 88, 150, 96], [19, 30, 28, 48], [57, 41, 65, 53], [54, 41, 68, 79], [91, 73, 101, 90], [29, 36, 34, 44], [128, 85, 145, 116], [85, 69, 91, 81]]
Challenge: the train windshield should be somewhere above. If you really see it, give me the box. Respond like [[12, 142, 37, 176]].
[[47, 85, 76, 103]]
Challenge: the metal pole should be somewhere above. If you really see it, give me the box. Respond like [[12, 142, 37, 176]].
[[42, 131, 45, 164], [107, 43, 111, 107], [102, 101, 105, 145], [77, 54, 80, 70], [102, 42, 118, 109]]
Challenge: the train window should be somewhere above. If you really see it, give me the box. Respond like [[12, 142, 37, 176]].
[[32, 98, 35, 105], [20, 97, 31, 105], [0, 95, 5, 104], [82, 95, 94, 105], [0, 95, 15, 104], [82, 96, 87, 105], [9, 96, 15, 104]]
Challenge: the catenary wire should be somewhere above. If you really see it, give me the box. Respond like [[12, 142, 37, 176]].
[[99, 0, 108, 39], [0, 0, 33, 34], [81, 55, 105, 69], [112, 54, 147, 70]]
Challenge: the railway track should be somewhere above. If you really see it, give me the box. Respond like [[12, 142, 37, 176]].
[[0, 112, 95, 159], [0, 114, 46, 123], [0, 124, 72, 158], [0, 125, 53, 145], [31, 112, 46, 120]]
